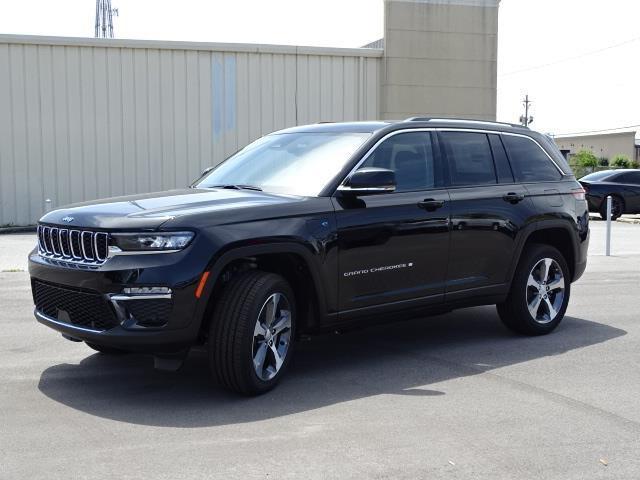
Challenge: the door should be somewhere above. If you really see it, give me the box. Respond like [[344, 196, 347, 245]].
[[332, 131, 450, 315], [439, 131, 533, 298]]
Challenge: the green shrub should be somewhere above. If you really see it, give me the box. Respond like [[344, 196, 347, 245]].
[[599, 157, 609, 166], [573, 150, 599, 168], [612, 154, 631, 168]]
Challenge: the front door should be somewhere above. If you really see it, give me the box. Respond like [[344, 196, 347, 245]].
[[332, 131, 450, 316]]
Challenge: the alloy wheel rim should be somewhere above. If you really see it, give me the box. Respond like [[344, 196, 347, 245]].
[[526, 258, 565, 324], [252, 292, 292, 381]]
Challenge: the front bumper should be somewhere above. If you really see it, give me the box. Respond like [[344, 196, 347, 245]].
[[28, 247, 209, 353]]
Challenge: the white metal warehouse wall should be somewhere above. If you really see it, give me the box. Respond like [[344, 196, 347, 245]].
[[0, 35, 382, 226]]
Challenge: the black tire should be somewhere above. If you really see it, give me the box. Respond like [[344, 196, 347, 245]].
[[209, 270, 296, 395], [85, 342, 128, 354], [497, 244, 571, 336], [599, 195, 624, 221]]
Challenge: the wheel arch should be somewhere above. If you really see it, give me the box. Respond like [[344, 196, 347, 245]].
[[511, 222, 579, 283], [194, 243, 329, 340]]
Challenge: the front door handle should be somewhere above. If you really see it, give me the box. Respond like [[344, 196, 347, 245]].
[[503, 192, 525, 204], [418, 199, 445, 211]]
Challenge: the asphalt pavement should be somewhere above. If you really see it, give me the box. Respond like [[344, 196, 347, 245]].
[[1, 220, 639, 479]]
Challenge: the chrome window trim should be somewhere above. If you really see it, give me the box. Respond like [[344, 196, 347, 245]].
[[337, 185, 396, 193], [337, 127, 565, 190]]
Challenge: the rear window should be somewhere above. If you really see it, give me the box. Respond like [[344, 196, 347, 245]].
[[439, 132, 497, 186], [503, 135, 562, 182]]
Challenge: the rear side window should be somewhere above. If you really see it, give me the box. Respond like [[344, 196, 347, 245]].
[[439, 132, 497, 186], [502, 135, 562, 182]]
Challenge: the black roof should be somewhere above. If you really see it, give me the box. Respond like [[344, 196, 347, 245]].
[[274, 118, 530, 135]]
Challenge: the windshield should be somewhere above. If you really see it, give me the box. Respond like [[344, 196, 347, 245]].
[[196, 132, 371, 196], [580, 170, 616, 182]]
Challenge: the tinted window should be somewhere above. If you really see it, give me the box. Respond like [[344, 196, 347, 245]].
[[489, 134, 514, 183], [440, 132, 496, 186], [580, 170, 616, 182], [361, 132, 435, 192], [502, 135, 562, 182], [612, 172, 640, 185]]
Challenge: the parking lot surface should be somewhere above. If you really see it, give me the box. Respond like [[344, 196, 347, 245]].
[[1, 220, 640, 479]]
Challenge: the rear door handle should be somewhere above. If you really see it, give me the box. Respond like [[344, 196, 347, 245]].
[[418, 199, 445, 211], [503, 192, 525, 204]]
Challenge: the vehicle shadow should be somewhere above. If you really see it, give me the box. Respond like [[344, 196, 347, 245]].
[[38, 306, 625, 427]]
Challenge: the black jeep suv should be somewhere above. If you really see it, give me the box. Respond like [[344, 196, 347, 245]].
[[29, 118, 589, 395]]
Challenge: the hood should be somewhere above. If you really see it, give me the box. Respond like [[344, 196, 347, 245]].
[[39, 188, 303, 230]]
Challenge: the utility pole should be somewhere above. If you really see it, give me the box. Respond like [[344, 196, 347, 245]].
[[520, 95, 534, 127]]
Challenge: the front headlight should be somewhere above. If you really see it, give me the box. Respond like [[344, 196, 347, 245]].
[[110, 232, 195, 251]]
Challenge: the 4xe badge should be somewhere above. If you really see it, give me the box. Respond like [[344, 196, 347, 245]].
[[61, 216, 74, 223]]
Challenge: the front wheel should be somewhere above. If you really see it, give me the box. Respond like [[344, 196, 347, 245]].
[[209, 271, 296, 395], [497, 244, 570, 335]]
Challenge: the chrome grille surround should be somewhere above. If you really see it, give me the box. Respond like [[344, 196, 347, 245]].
[[37, 225, 109, 266]]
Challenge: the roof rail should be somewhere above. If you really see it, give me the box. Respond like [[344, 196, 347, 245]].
[[404, 117, 528, 129]]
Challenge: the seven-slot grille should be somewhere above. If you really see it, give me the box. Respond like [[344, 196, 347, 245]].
[[38, 225, 109, 264]]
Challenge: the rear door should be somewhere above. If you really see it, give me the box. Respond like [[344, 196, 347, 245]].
[[439, 130, 533, 298], [502, 133, 572, 219]]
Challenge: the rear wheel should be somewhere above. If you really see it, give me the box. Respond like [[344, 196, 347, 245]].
[[85, 342, 128, 354], [599, 195, 624, 220], [209, 271, 296, 395], [497, 244, 570, 335]]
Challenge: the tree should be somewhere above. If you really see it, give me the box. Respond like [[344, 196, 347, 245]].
[[612, 154, 631, 168], [573, 150, 599, 168]]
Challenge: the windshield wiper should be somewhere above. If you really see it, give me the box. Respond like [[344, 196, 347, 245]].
[[210, 184, 263, 191]]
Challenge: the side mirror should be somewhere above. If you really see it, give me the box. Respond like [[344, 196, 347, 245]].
[[338, 167, 396, 195]]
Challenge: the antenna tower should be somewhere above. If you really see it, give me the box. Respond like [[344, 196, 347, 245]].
[[95, 0, 118, 38]]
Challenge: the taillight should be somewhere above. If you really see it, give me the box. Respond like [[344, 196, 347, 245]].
[[572, 187, 586, 200]]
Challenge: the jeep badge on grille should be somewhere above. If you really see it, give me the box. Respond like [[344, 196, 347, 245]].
[[61, 216, 74, 223]]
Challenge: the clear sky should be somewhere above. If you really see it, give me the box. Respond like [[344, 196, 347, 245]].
[[1, 0, 638, 136]]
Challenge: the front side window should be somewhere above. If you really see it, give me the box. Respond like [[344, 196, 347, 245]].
[[440, 132, 497, 186], [502, 135, 562, 182], [360, 132, 435, 192], [197, 132, 371, 196]]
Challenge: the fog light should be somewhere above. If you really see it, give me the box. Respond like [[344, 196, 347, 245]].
[[122, 287, 172, 295]]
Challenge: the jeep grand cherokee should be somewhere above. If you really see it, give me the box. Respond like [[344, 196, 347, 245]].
[[29, 118, 589, 395]]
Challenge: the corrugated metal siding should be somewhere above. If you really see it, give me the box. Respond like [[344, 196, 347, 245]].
[[0, 36, 382, 226]]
